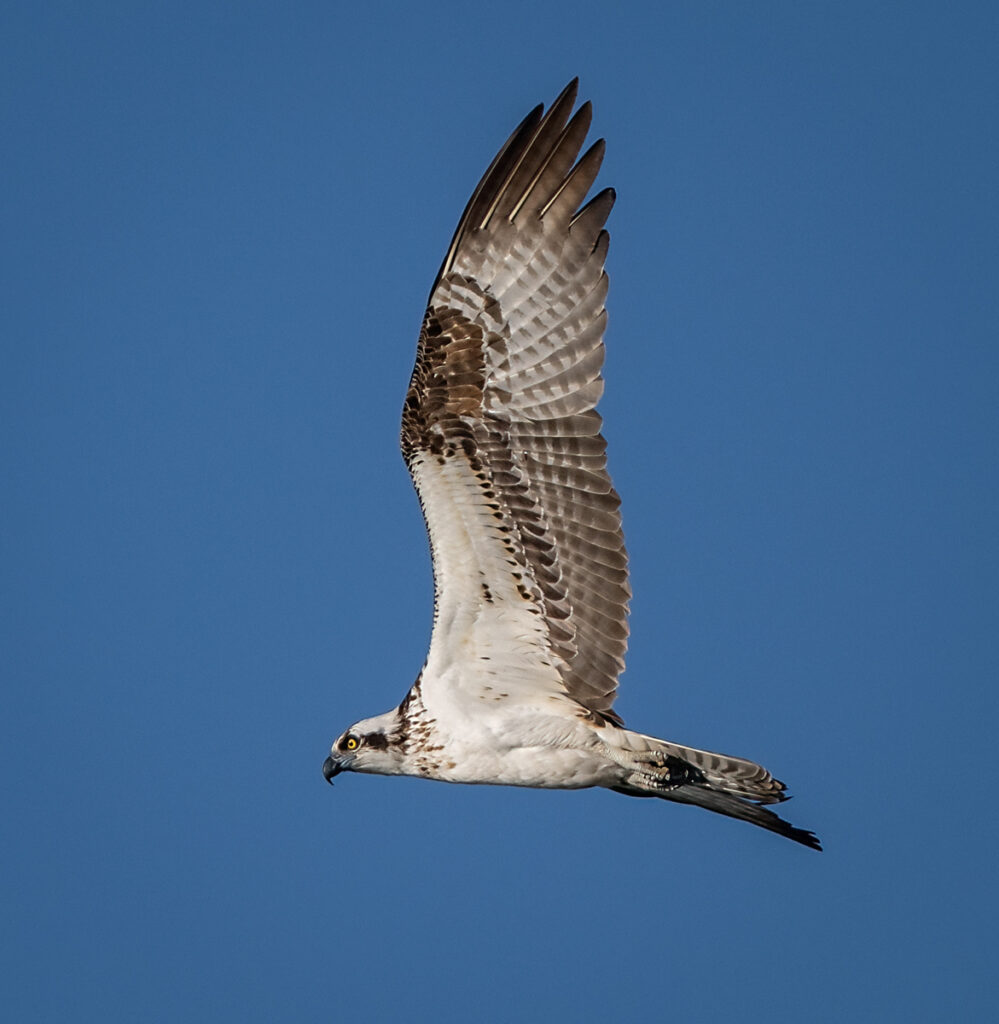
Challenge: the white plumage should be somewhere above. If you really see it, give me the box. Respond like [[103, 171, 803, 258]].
[[323, 81, 820, 850]]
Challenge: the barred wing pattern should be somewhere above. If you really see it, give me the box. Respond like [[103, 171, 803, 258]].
[[401, 80, 630, 721]]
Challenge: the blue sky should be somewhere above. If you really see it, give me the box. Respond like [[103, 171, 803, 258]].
[[3, 2, 997, 1020]]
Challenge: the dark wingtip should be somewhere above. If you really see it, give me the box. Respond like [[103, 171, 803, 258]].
[[557, 77, 580, 102], [788, 826, 823, 852], [649, 781, 823, 851]]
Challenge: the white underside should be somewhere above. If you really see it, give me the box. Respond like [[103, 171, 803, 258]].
[[418, 705, 621, 789]]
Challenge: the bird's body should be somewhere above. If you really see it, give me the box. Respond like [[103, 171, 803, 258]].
[[324, 82, 820, 850]]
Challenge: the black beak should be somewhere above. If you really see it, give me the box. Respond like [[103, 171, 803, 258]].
[[322, 755, 342, 784]]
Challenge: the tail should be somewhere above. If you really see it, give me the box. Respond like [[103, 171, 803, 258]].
[[612, 733, 822, 851]]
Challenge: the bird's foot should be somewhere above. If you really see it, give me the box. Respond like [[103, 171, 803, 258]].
[[624, 749, 703, 792]]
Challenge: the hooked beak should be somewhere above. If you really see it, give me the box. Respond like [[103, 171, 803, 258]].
[[322, 754, 343, 784]]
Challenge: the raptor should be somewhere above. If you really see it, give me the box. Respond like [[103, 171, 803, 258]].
[[323, 81, 820, 850]]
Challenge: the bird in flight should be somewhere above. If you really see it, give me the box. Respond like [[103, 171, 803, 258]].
[[323, 81, 820, 850]]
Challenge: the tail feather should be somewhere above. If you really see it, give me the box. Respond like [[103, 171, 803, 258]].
[[633, 733, 788, 804], [613, 731, 822, 850]]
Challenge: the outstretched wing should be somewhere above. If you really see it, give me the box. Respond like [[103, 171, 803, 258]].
[[401, 81, 630, 722]]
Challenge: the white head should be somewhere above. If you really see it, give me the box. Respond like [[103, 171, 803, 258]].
[[322, 708, 406, 782]]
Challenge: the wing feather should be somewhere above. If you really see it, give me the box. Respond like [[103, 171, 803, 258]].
[[403, 84, 629, 722]]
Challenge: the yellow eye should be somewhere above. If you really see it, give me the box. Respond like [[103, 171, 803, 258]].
[[345, 736, 359, 751]]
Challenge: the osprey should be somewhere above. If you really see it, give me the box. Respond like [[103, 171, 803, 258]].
[[324, 81, 820, 850]]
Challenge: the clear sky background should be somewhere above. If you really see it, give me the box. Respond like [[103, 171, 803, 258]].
[[4, 2, 997, 1021]]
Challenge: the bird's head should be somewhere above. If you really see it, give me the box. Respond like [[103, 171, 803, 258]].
[[323, 709, 404, 783]]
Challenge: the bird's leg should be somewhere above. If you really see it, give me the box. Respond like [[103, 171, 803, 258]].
[[626, 750, 674, 790], [598, 737, 701, 792], [632, 750, 668, 768], [600, 746, 675, 791], [620, 748, 706, 792]]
